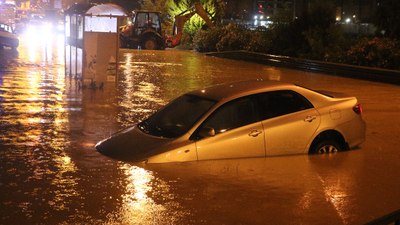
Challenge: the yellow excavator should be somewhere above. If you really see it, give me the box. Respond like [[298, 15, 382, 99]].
[[119, 3, 214, 50], [165, 3, 214, 48]]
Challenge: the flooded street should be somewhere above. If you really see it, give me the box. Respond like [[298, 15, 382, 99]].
[[1, 33, 400, 225]]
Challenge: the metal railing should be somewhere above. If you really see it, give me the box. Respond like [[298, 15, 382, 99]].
[[364, 209, 400, 225], [206, 50, 400, 85]]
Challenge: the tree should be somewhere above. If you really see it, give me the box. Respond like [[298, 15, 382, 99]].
[[139, 0, 224, 36], [373, 0, 400, 38], [139, 0, 172, 25], [270, 2, 294, 24], [268, 2, 341, 59]]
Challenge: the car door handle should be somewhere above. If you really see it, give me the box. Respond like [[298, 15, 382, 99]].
[[304, 115, 317, 122], [248, 130, 262, 137]]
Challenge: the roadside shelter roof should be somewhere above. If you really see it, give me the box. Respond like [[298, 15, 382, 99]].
[[65, 3, 127, 16]]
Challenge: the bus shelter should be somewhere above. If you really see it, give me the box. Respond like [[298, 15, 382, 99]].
[[65, 3, 128, 87]]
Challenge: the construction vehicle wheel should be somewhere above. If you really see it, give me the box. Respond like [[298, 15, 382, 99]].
[[143, 39, 157, 50]]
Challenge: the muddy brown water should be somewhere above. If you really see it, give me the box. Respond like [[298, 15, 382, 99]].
[[1, 35, 400, 224]]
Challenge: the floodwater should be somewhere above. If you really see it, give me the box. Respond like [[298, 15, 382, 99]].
[[1, 32, 400, 225]]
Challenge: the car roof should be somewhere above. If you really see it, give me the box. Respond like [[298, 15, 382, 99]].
[[188, 79, 296, 101]]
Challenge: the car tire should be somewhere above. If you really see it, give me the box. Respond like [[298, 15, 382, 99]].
[[311, 140, 342, 154]]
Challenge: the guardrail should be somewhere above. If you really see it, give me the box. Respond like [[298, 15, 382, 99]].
[[205, 50, 400, 85], [364, 209, 400, 225]]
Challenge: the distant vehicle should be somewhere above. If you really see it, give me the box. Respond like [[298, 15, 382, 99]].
[[96, 80, 366, 163], [0, 23, 19, 49], [119, 11, 164, 50], [119, 3, 214, 50]]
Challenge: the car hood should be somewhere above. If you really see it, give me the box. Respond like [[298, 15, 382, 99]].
[[95, 126, 172, 162]]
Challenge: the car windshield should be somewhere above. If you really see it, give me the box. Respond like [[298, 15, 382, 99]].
[[138, 94, 216, 138]]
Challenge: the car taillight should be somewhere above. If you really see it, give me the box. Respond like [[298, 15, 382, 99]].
[[353, 103, 362, 114]]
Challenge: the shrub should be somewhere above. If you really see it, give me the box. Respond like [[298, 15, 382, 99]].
[[345, 37, 400, 69], [216, 23, 249, 51], [267, 23, 306, 57], [244, 27, 271, 52], [302, 25, 347, 61], [192, 26, 222, 52], [266, 2, 337, 58], [175, 32, 194, 50], [193, 23, 271, 53]]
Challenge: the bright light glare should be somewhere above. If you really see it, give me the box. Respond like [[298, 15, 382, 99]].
[[57, 23, 64, 31], [24, 22, 54, 42], [19, 20, 65, 64], [260, 21, 267, 27]]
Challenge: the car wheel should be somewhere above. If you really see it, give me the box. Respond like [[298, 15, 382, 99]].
[[312, 140, 342, 154], [143, 38, 157, 50]]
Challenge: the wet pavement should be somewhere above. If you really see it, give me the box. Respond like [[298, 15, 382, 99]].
[[1, 33, 400, 225]]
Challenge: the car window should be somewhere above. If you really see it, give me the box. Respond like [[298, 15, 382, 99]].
[[256, 90, 313, 119], [138, 94, 216, 138], [148, 12, 161, 31], [136, 13, 148, 28], [198, 96, 259, 135]]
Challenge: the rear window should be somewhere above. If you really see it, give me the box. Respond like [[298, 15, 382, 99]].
[[256, 90, 314, 120]]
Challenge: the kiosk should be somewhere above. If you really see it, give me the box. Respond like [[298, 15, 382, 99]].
[[65, 3, 127, 87]]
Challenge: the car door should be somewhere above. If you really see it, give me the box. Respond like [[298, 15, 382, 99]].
[[193, 96, 266, 161], [256, 90, 321, 156]]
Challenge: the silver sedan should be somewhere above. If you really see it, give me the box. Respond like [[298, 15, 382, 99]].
[[96, 80, 366, 163]]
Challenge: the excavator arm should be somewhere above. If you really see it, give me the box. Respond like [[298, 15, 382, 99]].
[[193, 3, 214, 28], [165, 3, 214, 48]]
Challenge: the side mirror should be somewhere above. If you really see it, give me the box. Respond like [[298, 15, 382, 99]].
[[198, 127, 215, 138]]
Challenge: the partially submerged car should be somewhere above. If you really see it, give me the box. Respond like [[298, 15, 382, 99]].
[[0, 23, 19, 49], [96, 79, 366, 163]]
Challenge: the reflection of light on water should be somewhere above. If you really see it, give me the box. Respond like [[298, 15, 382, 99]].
[[298, 191, 312, 210], [323, 183, 349, 223], [319, 175, 351, 224], [49, 154, 79, 211], [105, 164, 186, 224], [118, 52, 166, 125], [125, 165, 152, 201], [118, 164, 163, 224], [263, 67, 281, 81], [0, 30, 79, 213], [134, 81, 164, 105]]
